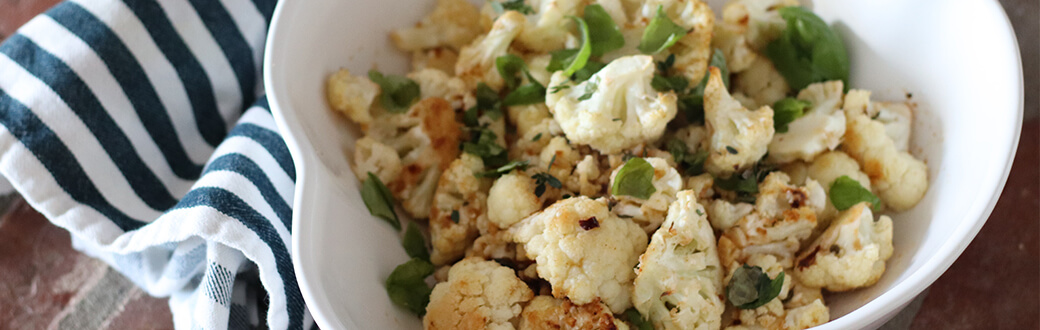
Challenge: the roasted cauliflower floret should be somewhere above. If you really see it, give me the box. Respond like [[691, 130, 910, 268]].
[[733, 57, 790, 109], [610, 157, 683, 233], [408, 68, 475, 110], [510, 197, 648, 312], [363, 98, 462, 219], [717, 172, 823, 270], [352, 136, 403, 185], [326, 69, 380, 130], [391, 0, 484, 51], [706, 199, 754, 231], [793, 203, 894, 292], [412, 47, 460, 74], [635, 0, 715, 82], [632, 190, 725, 330], [842, 111, 928, 211], [487, 172, 544, 229], [703, 67, 775, 177], [768, 80, 847, 164], [424, 258, 534, 330], [456, 11, 526, 90], [546, 55, 678, 154], [874, 101, 914, 152], [430, 154, 492, 265], [512, 0, 584, 52], [806, 150, 871, 225], [712, 0, 796, 74], [519, 296, 628, 330], [508, 104, 552, 138], [510, 118, 565, 163], [721, 254, 829, 330]]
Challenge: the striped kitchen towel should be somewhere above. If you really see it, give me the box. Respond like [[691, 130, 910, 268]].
[[0, 0, 311, 329]]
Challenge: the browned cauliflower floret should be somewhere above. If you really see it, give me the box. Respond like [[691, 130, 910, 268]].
[[412, 47, 460, 74], [706, 199, 754, 231], [793, 203, 894, 292], [430, 154, 493, 266], [456, 11, 526, 90], [326, 69, 380, 130], [635, 0, 716, 82], [632, 190, 725, 330], [610, 157, 684, 233], [351, 136, 402, 185], [510, 197, 648, 312], [408, 68, 475, 111], [424, 258, 534, 329], [391, 0, 484, 51], [704, 67, 775, 177], [361, 98, 462, 219], [487, 172, 544, 229], [873, 101, 914, 152], [842, 110, 928, 211], [509, 118, 564, 163], [767, 81, 846, 164], [732, 57, 790, 110], [513, 0, 584, 52], [519, 296, 628, 330], [717, 172, 824, 270], [805, 150, 871, 227], [721, 255, 829, 330], [713, 0, 798, 73]]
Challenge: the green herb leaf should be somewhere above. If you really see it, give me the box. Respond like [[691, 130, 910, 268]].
[[562, 16, 592, 76], [666, 139, 708, 175], [402, 222, 430, 262], [496, 54, 527, 90], [672, 49, 727, 121], [450, 210, 460, 223], [583, 4, 625, 57], [476, 160, 530, 178], [651, 74, 688, 92], [361, 172, 401, 230], [611, 157, 657, 199], [532, 132, 543, 141], [499, 0, 535, 14], [764, 6, 850, 90], [829, 175, 881, 211], [772, 98, 810, 133], [385, 258, 435, 315], [726, 264, 785, 309], [621, 308, 654, 330], [714, 170, 759, 194], [462, 127, 508, 168], [475, 83, 503, 120], [548, 84, 571, 94], [368, 70, 421, 113], [503, 83, 546, 106], [577, 78, 598, 101], [638, 6, 687, 54], [570, 60, 606, 82]]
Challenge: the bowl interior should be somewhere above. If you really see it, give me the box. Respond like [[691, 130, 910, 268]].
[[264, 1, 1023, 329]]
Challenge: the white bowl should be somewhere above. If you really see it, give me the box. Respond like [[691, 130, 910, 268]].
[[264, 1, 1023, 329]]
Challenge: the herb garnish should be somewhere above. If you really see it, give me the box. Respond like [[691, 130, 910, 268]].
[[829, 175, 881, 211], [402, 222, 430, 262], [531, 155, 562, 197], [638, 5, 687, 54], [611, 157, 657, 199], [490, 0, 534, 15], [385, 258, 435, 315], [361, 172, 401, 230], [772, 98, 811, 133], [476, 160, 530, 178], [765, 6, 850, 90], [368, 70, 421, 113], [727, 264, 785, 309]]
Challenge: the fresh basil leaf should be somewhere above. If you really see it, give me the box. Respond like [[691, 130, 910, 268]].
[[368, 70, 421, 113], [829, 175, 881, 211], [621, 308, 654, 330], [714, 170, 759, 194], [498, 0, 534, 14], [570, 60, 606, 82], [547, 49, 578, 72], [638, 5, 687, 54], [666, 139, 708, 175], [726, 264, 785, 309], [651, 74, 688, 92], [462, 128, 508, 168], [562, 16, 592, 76], [361, 172, 401, 230], [765, 6, 850, 90], [385, 258, 435, 315], [583, 4, 625, 56], [670, 49, 726, 121], [772, 98, 810, 133], [476, 160, 530, 178], [611, 157, 657, 199], [402, 222, 430, 262], [496, 54, 527, 90], [503, 82, 546, 106]]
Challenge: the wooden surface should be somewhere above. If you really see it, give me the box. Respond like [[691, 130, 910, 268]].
[[0, 0, 1035, 329]]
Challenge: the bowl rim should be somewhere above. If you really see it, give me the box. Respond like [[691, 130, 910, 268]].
[[262, 0, 1025, 328]]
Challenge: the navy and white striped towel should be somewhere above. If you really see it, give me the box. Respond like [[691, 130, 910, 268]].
[[0, 0, 311, 329]]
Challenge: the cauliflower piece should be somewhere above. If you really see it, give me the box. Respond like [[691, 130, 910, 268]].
[[456, 11, 526, 90], [841, 89, 874, 118], [513, 0, 584, 52], [720, 253, 829, 330], [779, 161, 808, 185], [326, 69, 379, 130], [546, 55, 678, 154], [508, 104, 552, 137], [424, 258, 534, 330], [768, 80, 847, 164], [510, 197, 648, 312], [408, 68, 475, 111], [351, 136, 402, 185], [539, 137, 584, 188], [510, 118, 565, 163], [733, 56, 790, 108], [412, 47, 460, 74], [673, 124, 710, 154], [782, 299, 829, 330], [712, 21, 758, 74], [610, 157, 683, 232], [684, 173, 714, 199], [519, 296, 628, 330], [805, 150, 871, 226], [632, 190, 725, 330], [391, 0, 484, 51], [717, 172, 823, 270], [635, 0, 715, 82], [487, 172, 544, 229], [874, 101, 914, 152], [722, 0, 798, 50], [842, 112, 928, 211], [706, 199, 754, 231], [430, 154, 492, 265], [703, 67, 775, 177], [793, 203, 894, 291], [365, 97, 462, 219], [570, 155, 609, 197]]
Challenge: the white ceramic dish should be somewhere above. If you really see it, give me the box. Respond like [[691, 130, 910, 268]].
[[264, 0, 1023, 329]]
